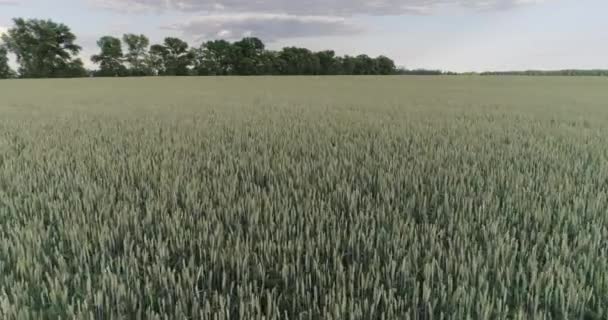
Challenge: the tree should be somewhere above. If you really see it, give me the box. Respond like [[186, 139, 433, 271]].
[[258, 50, 280, 75], [2, 19, 402, 78], [61, 58, 87, 78], [374, 56, 396, 75], [150, 37, 194, 76], [338, 56, 356, 75], [1, 18, 85, 78], [316, 50, 339, 75], [123, 34, 153, 76], [353, 54, 376, 75], [232, 37, 265, 75], [193, 40, 234, 75], [0, 45, 15, 79], [91, 36, 126, 77], [148, 44, 167, 75], [277, 47, 320, 75]]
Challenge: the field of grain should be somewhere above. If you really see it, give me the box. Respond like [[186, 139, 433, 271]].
[[1, 76, 607, 319]]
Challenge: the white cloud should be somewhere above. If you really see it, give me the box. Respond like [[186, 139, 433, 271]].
[[85, 0, 551, 48], [462, 0, 546, 10], [92, 0, 163, 13], [166, 13, 363, 42], [217, 29, 231, 37], [91, 0, 548, 15], [90, 0, 549, 43]]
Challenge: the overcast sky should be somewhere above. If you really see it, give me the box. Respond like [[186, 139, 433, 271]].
[[1, 0, 607, 72]]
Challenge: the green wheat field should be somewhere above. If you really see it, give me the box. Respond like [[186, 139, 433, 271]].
[[1, 76, 607, 319]]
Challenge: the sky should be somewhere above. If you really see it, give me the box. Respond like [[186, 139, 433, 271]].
[[0, 0, 607, 72]]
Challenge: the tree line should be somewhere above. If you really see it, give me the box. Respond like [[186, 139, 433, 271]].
[[0, 18, 397, 79], [480, 70, 608, 76], [3, 18, 608, 80]]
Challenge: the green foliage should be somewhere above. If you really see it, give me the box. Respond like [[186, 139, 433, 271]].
[[316, 50, 339, 75], [122, 34, 154, 76], [482, 70, 608, 76], [194, 39, 234, 75], [0, 45, 15, 79], [232, 37, 266, 75], [233, 47, 395, 76], [91, 36, 127, 77], [192, 39, 397, 76], [148, 44, 168, 76], [375, 56, 397, 75], [1, 18, 85, 78], [150, 37, 194, 76], [339, 55, 357, 74], [2, 17, 397, 78], [5, 16, 608, 79], [63, 58, 87, 78], [396, 69, 446, 75], [0, 76, 607, 319], [352, 54, 375, 75], [277, 47, 321, 75]]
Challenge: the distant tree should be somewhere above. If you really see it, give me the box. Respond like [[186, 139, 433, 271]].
[[62, 58, 87, 78], [194, 39, 235, 75], [150, 37, 194, 76], [149, 44, 168, 75], [353, 54, 376, 75], [232, 37, 265, 75], [339, 56, 356, 75], [396, 68, 444, 75], [1, 18, 85, 78], [1, 19, 404, 78], [163, 38, 194, 76], [258, 50, 280, 75], [91, 36, 127, 77], [277, 47, 320, 75], [123, 34, 153, 76], [480, 69, 608, 76], [0, 45, 15, 79], [316, 50, 339, 75], [374, 56, 396, 75]]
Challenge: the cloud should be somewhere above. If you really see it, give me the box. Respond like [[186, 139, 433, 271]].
[[167, 14, 363, 42], [89, 0, 548, 44], [462, 0, 546, 10], [91, 0, 163, 13], [92, 0, 548, 15], [0, 0, 21, 5]]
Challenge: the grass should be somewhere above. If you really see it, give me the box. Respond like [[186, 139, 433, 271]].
[[1, 76, 607, 319]]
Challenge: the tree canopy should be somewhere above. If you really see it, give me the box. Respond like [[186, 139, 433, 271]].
[[480, 70, 608, 76], [149, 37, 194, 76], [91, 36, 127, 77], [94, 35, 398, 77], [1, 17, 400, 78], [0, 45, 15, 79], [4, 17, 608, 79], [123, 34, 154, 76], [193, 40, 234, 76], [1, 18, 86, 78]]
